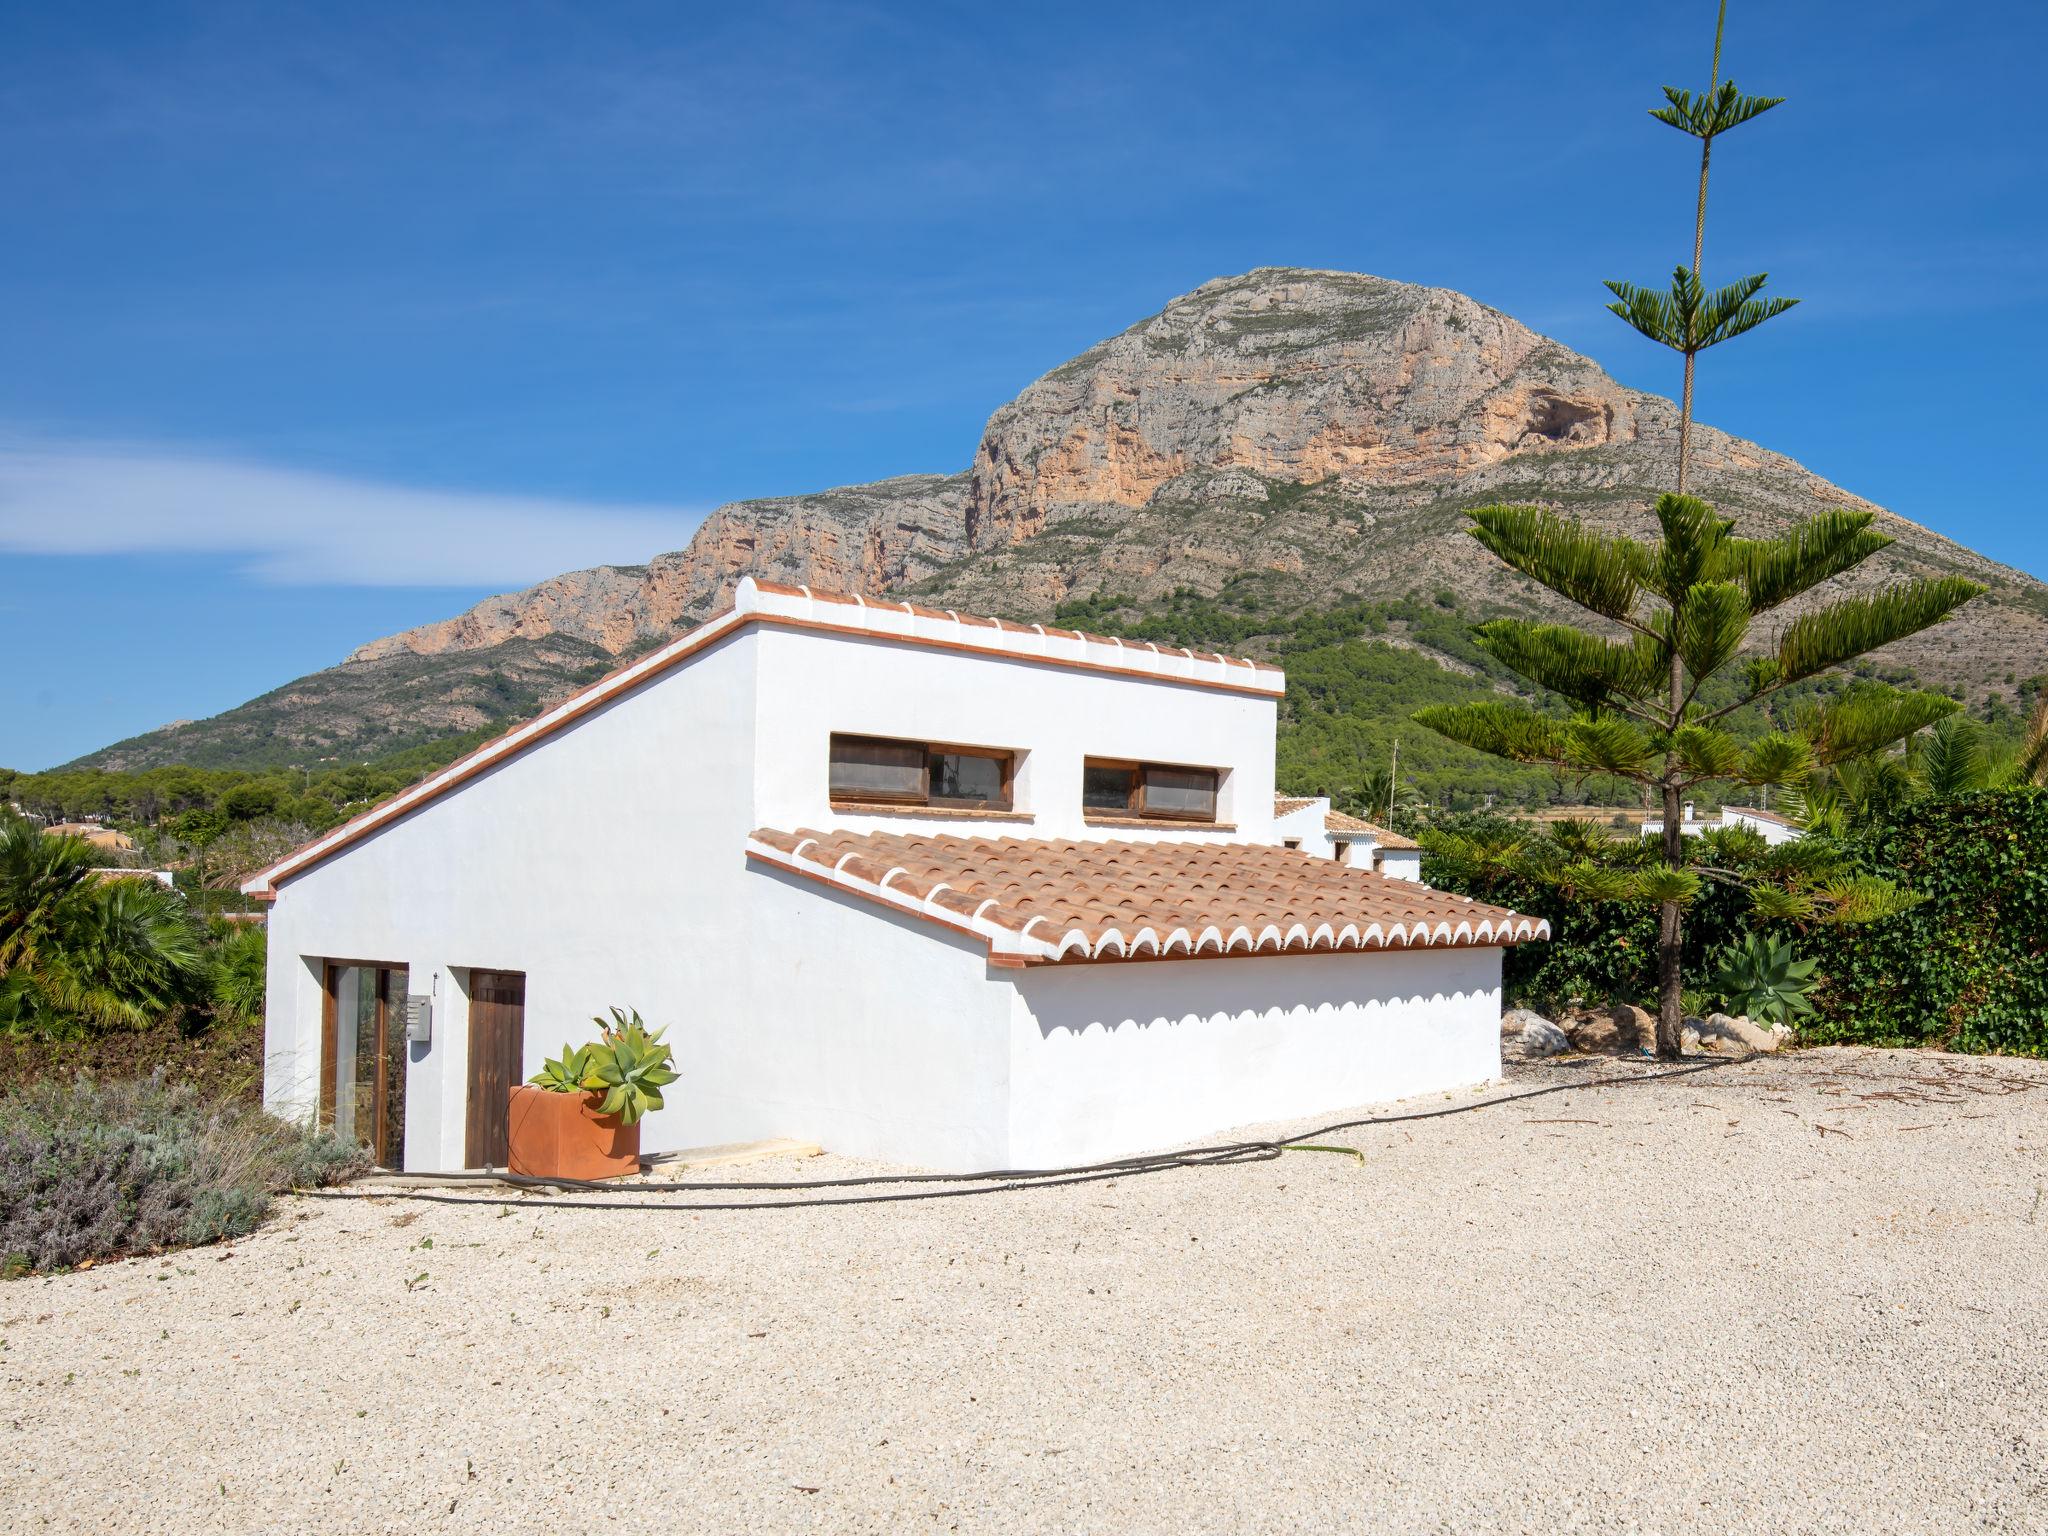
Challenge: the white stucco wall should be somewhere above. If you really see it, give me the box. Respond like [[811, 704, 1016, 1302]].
[[1006, 946, 1502, 1166], [262, 627, 766, 1171], [1272, 799, 1335, 857], [750, 624, 1277, 844], [1722, 809, 1802, 846], [1377, 847, 1423, 882]]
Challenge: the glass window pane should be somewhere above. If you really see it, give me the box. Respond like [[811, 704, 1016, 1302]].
[[352, 968, 379, 1149], [830, 736, 926, 801], [1141, 766, 1217, 820], [1083, 763, 1136, 812], [331, 967, 361, 1144], [930, 751, 1007, 808], [381, 968, 408, 1169]]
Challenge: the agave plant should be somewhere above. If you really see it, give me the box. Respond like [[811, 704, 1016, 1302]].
[[527, 1007, 678, 1126], [1707, 932, 1818, 1025], [530, 1041, 602, 1094], [590, 1007, 679, 1126]]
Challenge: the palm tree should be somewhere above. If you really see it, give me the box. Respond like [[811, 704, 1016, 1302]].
[[1349, 767, 1424, 827], [1913, 716, 1992, 798], [2020, 692, 2048, 787], [0, 815, 203, 1037]]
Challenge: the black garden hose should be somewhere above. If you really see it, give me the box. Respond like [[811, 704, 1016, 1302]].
[[297, 1055, 1748, 1214]]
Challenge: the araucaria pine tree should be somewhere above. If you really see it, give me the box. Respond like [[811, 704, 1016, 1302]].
[[1415, 4, 1985, 1058]]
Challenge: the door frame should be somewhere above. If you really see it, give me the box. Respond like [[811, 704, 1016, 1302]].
[[318, 959, 408, 1166]]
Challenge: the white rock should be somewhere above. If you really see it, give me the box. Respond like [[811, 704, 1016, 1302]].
[[1513, 1019, 1570, 1058], [1701, 1012, 1781, 1054], [1501, 1007, 1553, 1039]]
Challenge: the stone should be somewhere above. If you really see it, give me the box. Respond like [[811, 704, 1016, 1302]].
[[1566, 1012, 1620, 1053], [1515, 1020, 1570, 1058], [1501, 1007, 1552, 1039], [1609, 1003, 1656, 1051], [1700, 1012, 1782, 1054]]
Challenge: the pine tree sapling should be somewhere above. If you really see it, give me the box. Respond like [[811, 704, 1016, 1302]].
[[1414, 6, 1984, 1057]]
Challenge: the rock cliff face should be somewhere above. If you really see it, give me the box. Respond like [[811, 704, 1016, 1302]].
[[75, 267, 2048, 770], [350, 474, 969, 662], [964, 270, 1652, 549]]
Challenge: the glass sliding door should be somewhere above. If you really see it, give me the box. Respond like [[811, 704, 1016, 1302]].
[[322, 962, 409, 1168]]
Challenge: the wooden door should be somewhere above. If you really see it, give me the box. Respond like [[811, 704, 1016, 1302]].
[[464, 969, 526, 1168]]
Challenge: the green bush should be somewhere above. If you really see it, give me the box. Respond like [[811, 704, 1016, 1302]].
[[1803, 789, 2048, 1054], [1422, 790, 2048, 1054], [0, 1075, 363, 1275]]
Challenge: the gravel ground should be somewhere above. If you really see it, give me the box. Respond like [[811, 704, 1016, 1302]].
[[4, 1046, 2045, 1535]]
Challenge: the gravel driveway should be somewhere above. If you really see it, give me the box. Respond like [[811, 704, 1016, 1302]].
[[4, 1046, 2045, 1534]]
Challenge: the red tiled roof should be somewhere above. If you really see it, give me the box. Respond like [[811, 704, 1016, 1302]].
[[746, 828, 1546, 966], [1272, 795, 1321, 817]]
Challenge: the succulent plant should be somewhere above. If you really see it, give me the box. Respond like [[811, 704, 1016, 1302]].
[[589, 1007, 678, 1126], [529, 1042, 602, 1094], [1708, 932, 1818, 1025], [527, 1007, 678, 1126]]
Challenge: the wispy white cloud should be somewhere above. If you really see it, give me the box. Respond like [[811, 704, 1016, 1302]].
[[0, 438, 702, 587]]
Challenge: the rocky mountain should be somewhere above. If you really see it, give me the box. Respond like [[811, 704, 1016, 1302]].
[[74, 268, 2048, 771], [345, 473, 969, 663]]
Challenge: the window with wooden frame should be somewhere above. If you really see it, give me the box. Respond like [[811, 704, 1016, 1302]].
[[829, 734, 1016, 812], [1082, 758, 1221, 822]]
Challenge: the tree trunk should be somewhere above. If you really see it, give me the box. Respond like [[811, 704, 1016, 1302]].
[[1657, 777, 1686, 1059]]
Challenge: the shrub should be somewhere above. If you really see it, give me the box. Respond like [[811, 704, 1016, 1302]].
[[0, 1075, 364, 1276], [1804, 788, 2048, 1054]]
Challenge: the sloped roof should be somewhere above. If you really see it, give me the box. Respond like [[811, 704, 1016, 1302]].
[[1272, 796, 1322, 817], [1355, 818, 1420, 849], [1724, 805, 1794, 827], [243, 578, 1286, 898], [746, 827, 1546, 966]]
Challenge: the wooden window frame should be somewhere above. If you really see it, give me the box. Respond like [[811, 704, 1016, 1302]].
[[829, 733, 1017, 813], [1083, 757, 1222, 824]]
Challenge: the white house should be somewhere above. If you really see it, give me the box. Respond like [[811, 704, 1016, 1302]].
[[1642, 801, 1803, 846], [1271, 796, 1424, 880], [245, 579, 1547, 1174]]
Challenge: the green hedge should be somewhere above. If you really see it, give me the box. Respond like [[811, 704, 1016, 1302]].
[[1804, 789, 2048, 1055], [1420, 789, 2048, 1056]]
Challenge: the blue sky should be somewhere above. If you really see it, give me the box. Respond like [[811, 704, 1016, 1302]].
[[3, 1, 2043, 770]]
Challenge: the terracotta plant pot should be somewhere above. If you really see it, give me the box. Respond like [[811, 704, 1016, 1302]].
[[506, 1085, 642, 1180]]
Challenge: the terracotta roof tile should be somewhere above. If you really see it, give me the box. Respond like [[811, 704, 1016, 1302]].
[[746, 828, 1545, 965], [1273, 795, 1321, 817]]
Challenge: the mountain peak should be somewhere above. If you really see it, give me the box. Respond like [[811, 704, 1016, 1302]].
[[72, 267, 2047, 771]]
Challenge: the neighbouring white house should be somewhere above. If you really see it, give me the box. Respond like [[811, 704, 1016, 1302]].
[[245, 579, 1548, 1174], [1271, 796, 1423, 880], [1642, 801, 1804, 846]]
